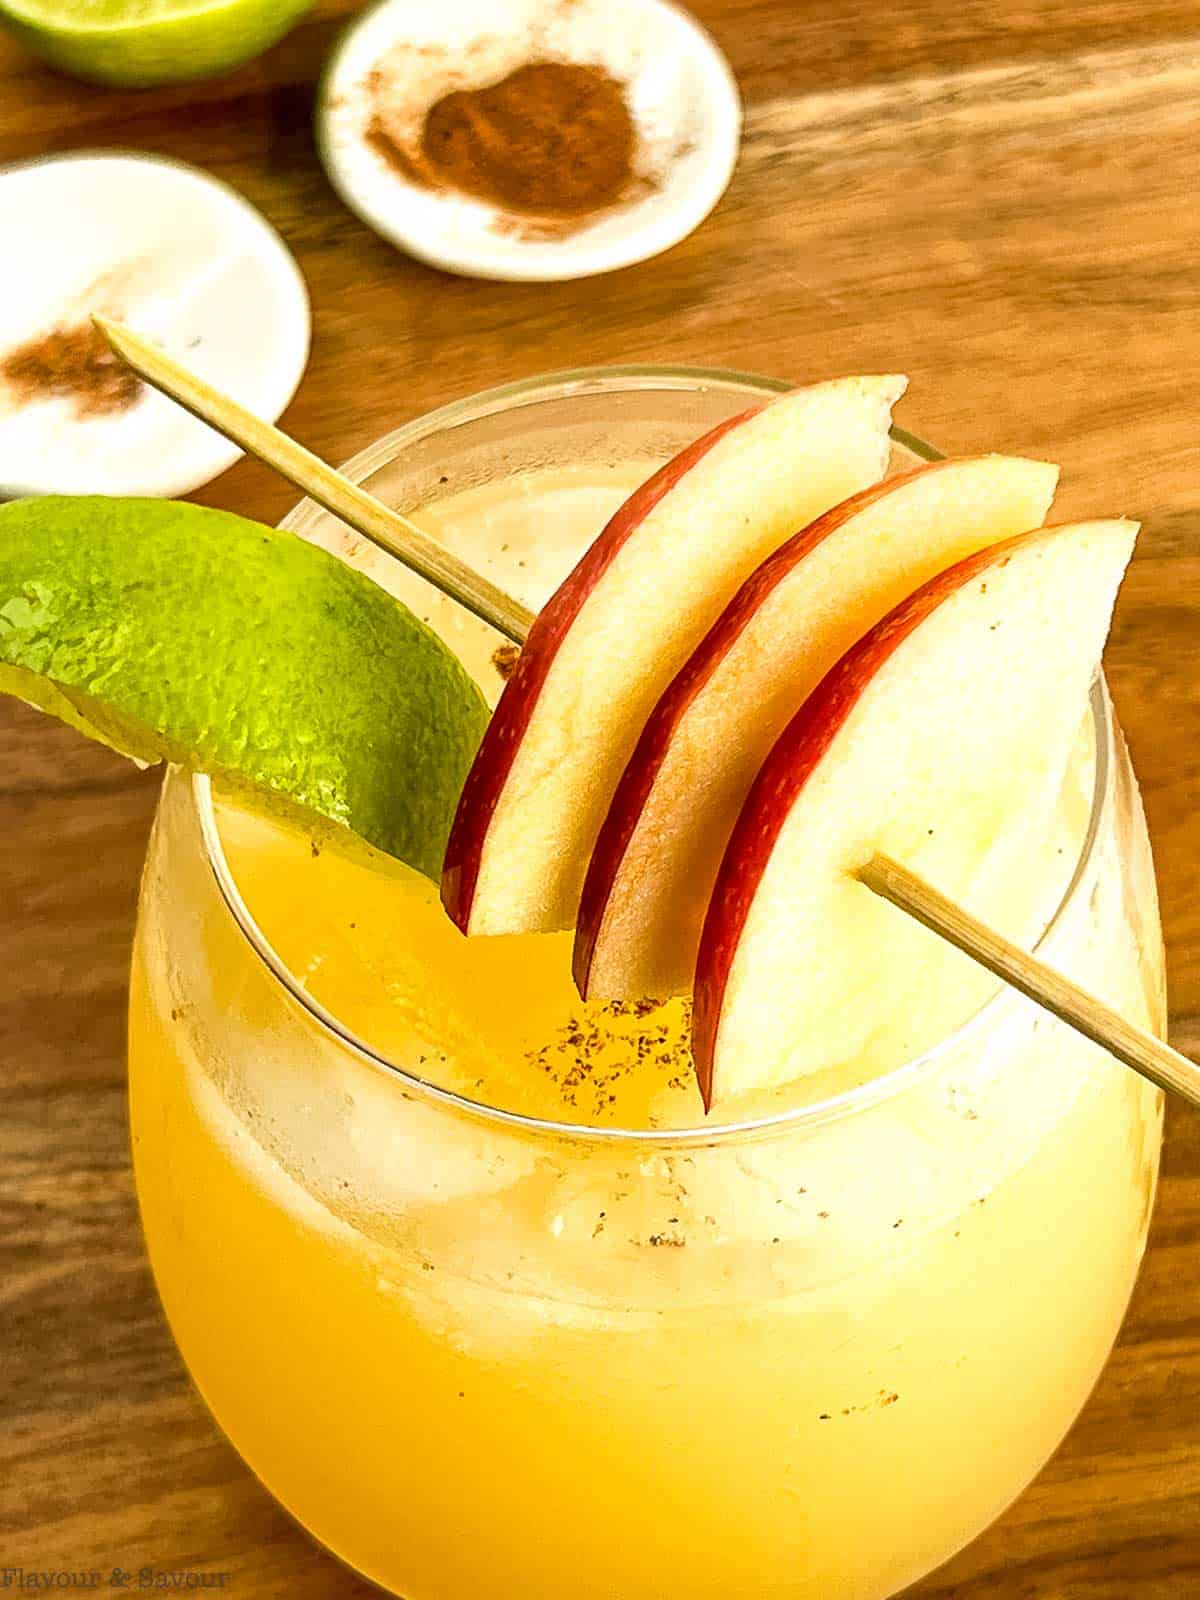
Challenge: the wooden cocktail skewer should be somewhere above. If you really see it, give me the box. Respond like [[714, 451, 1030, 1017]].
[[97, 317, 1200, 1109], [858, 854, 1196, 1103], [93, 318, 533, 646]]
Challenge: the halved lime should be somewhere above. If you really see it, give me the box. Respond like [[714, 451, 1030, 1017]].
[[0, 495, 490, 878], [0, 0, 313, 86]]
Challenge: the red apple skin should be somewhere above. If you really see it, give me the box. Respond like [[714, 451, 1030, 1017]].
[[690, 529, 1037, 1110], [441, 408, 755, 933], [573, 463, 946, 999]]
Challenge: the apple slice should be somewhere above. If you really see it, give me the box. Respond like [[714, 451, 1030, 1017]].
[[574, 454, 1059, 1001], [692, 519, 1137, 1109], [442, 375, 906, 936]]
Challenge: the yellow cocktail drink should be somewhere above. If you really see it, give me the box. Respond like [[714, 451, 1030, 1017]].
[[128, 372, 1165, 1599]]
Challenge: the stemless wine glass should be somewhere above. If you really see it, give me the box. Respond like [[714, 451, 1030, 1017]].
[[128, 369, 1165, 1600]]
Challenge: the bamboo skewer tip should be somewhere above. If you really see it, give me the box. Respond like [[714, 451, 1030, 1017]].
[[93, 317, 533, 645], [858, 851, 1199, 1110]]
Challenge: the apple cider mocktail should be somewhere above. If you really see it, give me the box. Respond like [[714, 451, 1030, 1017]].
[[128, 375, 1165, 1600]]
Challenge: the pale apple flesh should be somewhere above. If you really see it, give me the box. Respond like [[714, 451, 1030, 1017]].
[[442, 375, 907, 937], [574, 454, 1060, 1001], [692, 520, 1137, 1110]]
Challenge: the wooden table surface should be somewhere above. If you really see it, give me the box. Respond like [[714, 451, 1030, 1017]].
[[2, 2, 1200, 1593]]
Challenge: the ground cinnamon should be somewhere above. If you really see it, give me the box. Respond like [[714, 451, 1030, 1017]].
[[0, 321, 143, 419], [372, 60, 637, 219], [491, 642, 522, 681]]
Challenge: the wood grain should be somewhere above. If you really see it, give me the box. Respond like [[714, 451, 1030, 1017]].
[[2, 1, 1199, 1592]]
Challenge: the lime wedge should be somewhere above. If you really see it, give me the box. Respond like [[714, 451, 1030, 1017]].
[[0, 495, 490, 879], [0, 0, 313, 85]]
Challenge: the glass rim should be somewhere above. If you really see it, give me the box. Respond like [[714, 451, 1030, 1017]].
[[190, 363, 1111, 1147]]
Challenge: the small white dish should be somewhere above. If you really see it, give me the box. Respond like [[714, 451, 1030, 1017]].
[[0, 152, 311, 499], [317, 0, 741, 282]]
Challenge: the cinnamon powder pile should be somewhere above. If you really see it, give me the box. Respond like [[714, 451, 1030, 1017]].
[[0, 321, 143, 419], [370, 59, 638, 223]]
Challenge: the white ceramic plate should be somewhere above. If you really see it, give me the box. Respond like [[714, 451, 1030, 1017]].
[[0, 152, 311, 498], [317, 0, 741, 282]]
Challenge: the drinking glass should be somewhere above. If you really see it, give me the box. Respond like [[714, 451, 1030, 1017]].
[[129, 369, 1165, 1599]]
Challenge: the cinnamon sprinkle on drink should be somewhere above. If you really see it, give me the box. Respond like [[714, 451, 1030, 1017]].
[[492, 643, 522, 681]]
